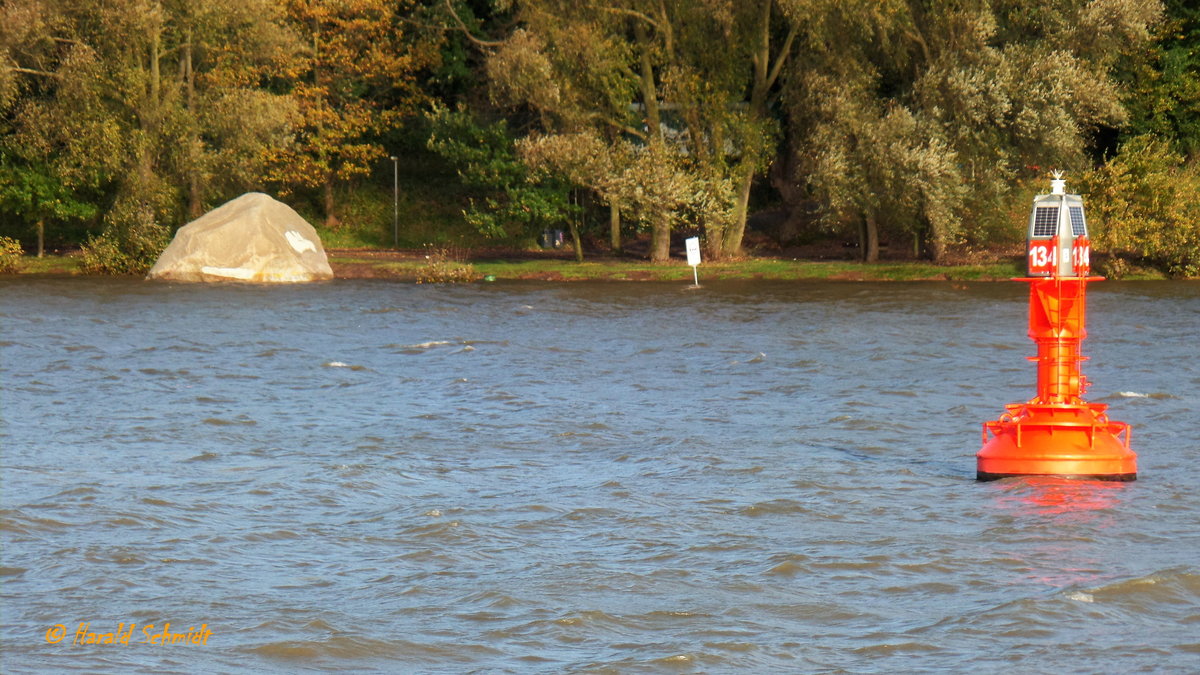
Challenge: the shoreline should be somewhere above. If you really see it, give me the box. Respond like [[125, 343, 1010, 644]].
[[326, 249, 1030, 282], [4, 249, 1177, 282]]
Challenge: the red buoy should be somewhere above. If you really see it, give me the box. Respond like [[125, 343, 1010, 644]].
[[976, 174, 1137, 481]]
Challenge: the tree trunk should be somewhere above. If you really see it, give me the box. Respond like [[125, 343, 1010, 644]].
[[568, 219, 584, 263], [149, 29, 160, 123], [929, 229, 945, 263], [609, 200, 622, 254], [634, 21, 661, 140], [323, 177, 339, 228], [36, 219, 44, 258], [183, 37, 203, 219], [861, 212, 879, 262], [651, 213, 670, 262], [916, 213, 945, 261], [722, 166, 754, 258], [706, 225, 724, 261], [188, 140, 203, 219], [716, 0, 795, 260]]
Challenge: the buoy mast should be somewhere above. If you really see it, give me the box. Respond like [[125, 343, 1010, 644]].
[[976, 173, 1137, 481]]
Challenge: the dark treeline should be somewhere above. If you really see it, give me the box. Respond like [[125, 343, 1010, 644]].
[[1, 0, 1198, 275]]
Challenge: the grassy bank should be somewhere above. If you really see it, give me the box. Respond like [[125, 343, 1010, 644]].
[[2, 246, 1171, 282], [5, 255, 84, 275], [325, 250, 1035, 282], [6, 250, 1178, 282]]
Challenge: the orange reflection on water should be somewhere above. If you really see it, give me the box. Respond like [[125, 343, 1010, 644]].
[[986, 477, 1133, 588], [989, 475, 1129, 517]]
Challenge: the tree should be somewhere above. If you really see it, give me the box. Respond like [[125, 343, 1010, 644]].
[[452, 0, 795, 261], [1077, 135, 1200, 277], [163, 0, 305, 218], [479, 4, 645, 256], [683, 0, 795, 258], [427, 104, 576, 248], [781, 0, 1162, 262], [1118, 0, 1200, 158], [271, 0, 440, 227], [2, 0, 303, 270], [0, 152, 96, 256]]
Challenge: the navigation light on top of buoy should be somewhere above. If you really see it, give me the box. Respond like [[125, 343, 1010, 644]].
[[1026, 170, 1091, 279], [976, 174, 1137, 481]]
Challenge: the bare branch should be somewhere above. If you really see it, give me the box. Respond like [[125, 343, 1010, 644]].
[[157, 43, 192, 60], [766, 25, 797, 91], [595, 6, 659, 31], [443, 0, 505, 48], [7, 66, 62, 79], [602, 116, 647, 142], [657, 0, 673, 59]]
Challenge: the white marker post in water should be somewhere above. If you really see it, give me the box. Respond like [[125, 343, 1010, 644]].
[[685, 237, 701, 288]]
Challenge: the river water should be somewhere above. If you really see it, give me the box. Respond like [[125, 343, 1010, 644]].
[[1, 277, 1198, 673]]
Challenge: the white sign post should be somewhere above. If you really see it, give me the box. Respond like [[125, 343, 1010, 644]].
[[685, 237, 701, 287]]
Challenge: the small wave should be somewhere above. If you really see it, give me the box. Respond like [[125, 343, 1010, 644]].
[[739, 499, 813, 517], [247, 636, 502, 662], [0, 511, 72, 533], [386, 340, 463, 355], [1088, 568, 1200, 602], [242, 529, 303, 541], [247, 636, 396, 661], [1114, 391, 1176, 400], [202, 416, 257, 426], [653, 654, 697, 665], [851, 641, 941, 655], [322, 361, 366, 370], [51, 486, 100, 498], [765, 559, 809, 578], [554, 610, 625, 629]]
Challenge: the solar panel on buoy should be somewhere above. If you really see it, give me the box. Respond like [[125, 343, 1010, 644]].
[[1069, 206, 1087, 237], [1032, 207, 1058, 237]]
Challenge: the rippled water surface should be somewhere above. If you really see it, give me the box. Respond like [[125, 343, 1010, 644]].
[[2, 278, 1199, 673]]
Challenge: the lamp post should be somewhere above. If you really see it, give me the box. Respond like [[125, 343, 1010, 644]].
[[390, 155, 399, 249]]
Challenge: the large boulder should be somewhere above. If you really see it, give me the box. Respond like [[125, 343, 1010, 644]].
[[147, 193, 334, 282]]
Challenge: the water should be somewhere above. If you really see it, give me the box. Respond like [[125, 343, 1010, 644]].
[[2, 277, 1198, 673]]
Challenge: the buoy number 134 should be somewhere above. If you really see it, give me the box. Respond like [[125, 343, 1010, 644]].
[[1029, 243, 1089, 270], [1029, 244, 1057, 269], [1072, 243, 1090, 268]]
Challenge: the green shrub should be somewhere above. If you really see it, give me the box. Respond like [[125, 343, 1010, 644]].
[[1078, 136, 1200, 278], [80, 201, 171, 275], [0, 236, 23, 273]]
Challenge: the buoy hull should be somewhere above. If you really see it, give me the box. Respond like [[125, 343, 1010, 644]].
[[977, 404, 1136, 481]]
